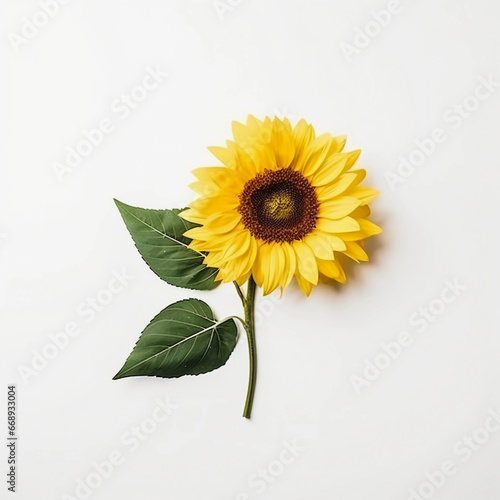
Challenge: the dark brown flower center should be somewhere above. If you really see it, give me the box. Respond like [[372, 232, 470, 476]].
[[238, 168, 318, 243]]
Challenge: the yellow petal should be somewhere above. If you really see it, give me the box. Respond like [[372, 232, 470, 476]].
[[226, 140, 257, 179], [190, 194, 240, 217], [343, 149, 362, 170], [233, 236, 258, 281], [232, 120, 251, 145], [203, 213, 242, 234], [257, 116, 274, 144], [319, 231, 347, 251], [304, 232, 334, 260], [291, 119, 315, 169], [316, 170, 366, 201], [316, 217, 360, 233], [281, 242, 297, 288], [329, 135, 348, 154], [255, 242, 284, 296], [244, 117, 275, 173], [246, 115, 264, 134], [192, 166, 230, 185], [189, 239, 211, 251], [293, 240, 318, 285], [282, 117, 293, 133], [336, 219, 382, 241], [317, 197, 362, 220], [357, 219, 383, 236], [272, 117, 295, 169], [350, 205, 371, 218], [317, 259, 346, 284], [236, 270, 252, 287], [255, 244, 273, 294], [264, 242, 284, 295], [183, 226, 212, 241], [207, 146, 238, 169], [203, 250, 225, 267], [220, 254, 247, 282], [217, 230, 251, 263], [301, 133, 333, 177], [349, 169, 366, 187], [295, 272, 313, 296], [344, 241, 369, 262], [192, 233, 229, 252], [347, 186, 379, 205], [252, 244, 266, 288], [232, 117, 271, 165], [188, 181, 217, 196], [179, 208, 205, 224], [310, 149, 361, 187], [309, 154, 347, 186]]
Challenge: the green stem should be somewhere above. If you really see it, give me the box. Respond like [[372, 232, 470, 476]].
[[242, 276, 257, 419], [233, 281, 246, 305]]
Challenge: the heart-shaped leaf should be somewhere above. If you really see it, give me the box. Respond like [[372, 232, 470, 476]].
[[114, 199, 220, 290], [113, 299, 238, 379]]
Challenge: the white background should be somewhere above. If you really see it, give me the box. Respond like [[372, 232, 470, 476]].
[[3, 0, 500, 499]]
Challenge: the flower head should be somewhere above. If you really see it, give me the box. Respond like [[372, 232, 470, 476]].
[[181, 116, 381, 296]]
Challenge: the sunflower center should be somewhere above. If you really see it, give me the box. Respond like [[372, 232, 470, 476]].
[[238, 168, 318, 243]]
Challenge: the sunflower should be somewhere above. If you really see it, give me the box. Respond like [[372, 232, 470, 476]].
[[180, 116, 381, 296]]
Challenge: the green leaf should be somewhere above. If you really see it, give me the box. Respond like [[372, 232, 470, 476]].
[[114, 199, 220, 291], [113, 299, 238, 380]]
